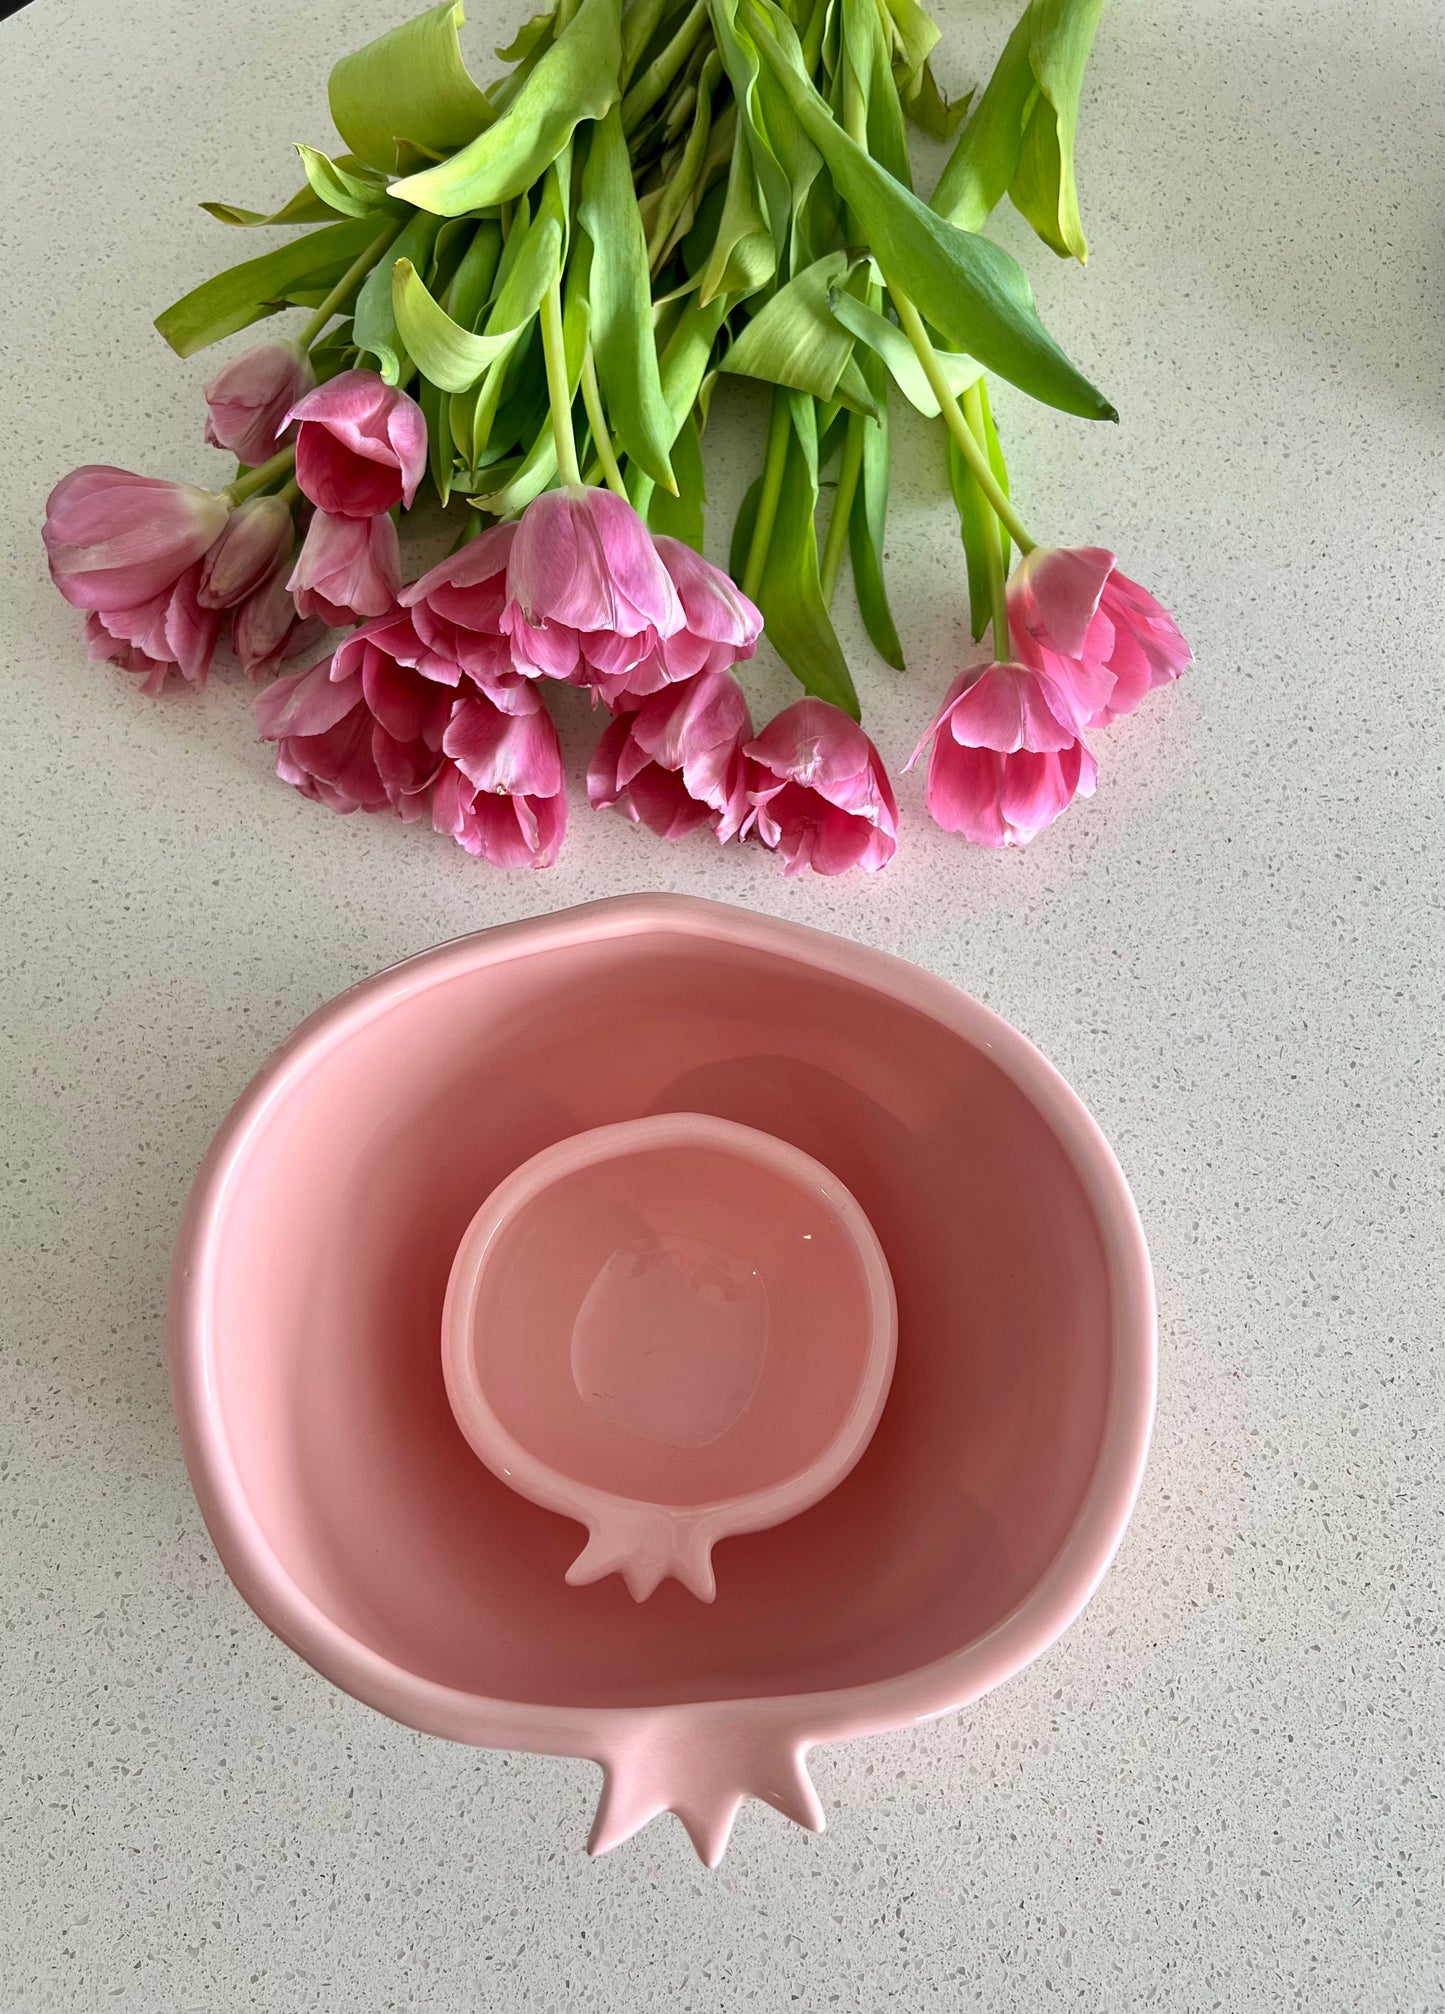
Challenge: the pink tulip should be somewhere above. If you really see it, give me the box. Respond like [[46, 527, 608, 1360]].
[[590, 536, 763, 708], [43, 465, 230, 613], [288, 369, 427, 518], [196, 495, 294, 609], [287, 509, 401, 626], [588, 671, 753, 841], [255, 614, 455, 817], [432, 687, 566, 868], [1008, 545, 1191, 727], [501, 485, 683, 686], [744, 698, 898, 876], [910, 659, 1097, 848], [254, 658, 394, 815], [203, 340, 314, 467], [233, 554, 326, 682], [398, 521, 529, 705], [83, 566, 220, 693], [83, 612, 169, 697]]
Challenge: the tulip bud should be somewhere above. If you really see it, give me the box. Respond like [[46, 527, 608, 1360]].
[[204, 341, 314, 467], [197, 495, 294, 609]]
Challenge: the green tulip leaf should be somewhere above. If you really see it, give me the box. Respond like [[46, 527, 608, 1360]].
[[154, 217, 382, 356], [392, 191, 559, 392], [352, 209, 444, 382], [729, 470, 763, 586], [745, 0, 1114, 419], [946, 393, 1010, 642], [496, 4, 556, 64], [722, 254, 876, 415], [948, 433, 993, 642], [471, 270, 587, 513], [418, 373, 454, 503], [840, 0, 910, 188], [646, 413, 706, 549], [749, 396, 860, 717], [199, 184, 344, 227], [707, 0, 793, 258], [578, 106, 677, 489], [930, 0, 1103, 262], [878, 0, 938, 94], [695, 114, 776, 302], [444, 218, 505, 326], [294, 144, 401, 219], [329, 0, 493, 174], [656, 293, 730, 433], [902, 60, 969, 140], [390, 0, 622, 216], [473, 422, 558, 514], [847, 348, 904, 667], [827, 285, 980, 414], [393, 260, 511, 392]]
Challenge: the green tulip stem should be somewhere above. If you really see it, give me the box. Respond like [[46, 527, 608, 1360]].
[[298, 218, 402, 349], [223, 443, 297, 505], [579, 348, 629, 499], [891, 290, 1035, 556], [742, 388, 791, 603], [626, 469, 656, 525], [963, 381, 1011, 655], [819, 410, 865, 603], [540, 278, 582, 487]]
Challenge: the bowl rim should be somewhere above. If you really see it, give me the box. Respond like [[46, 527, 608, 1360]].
[[169, 891, 1156, 1763]]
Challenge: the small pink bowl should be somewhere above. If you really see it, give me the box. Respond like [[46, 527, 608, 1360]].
[[442, 1113, 897, 1604], [169, 895, 1154, 1864]]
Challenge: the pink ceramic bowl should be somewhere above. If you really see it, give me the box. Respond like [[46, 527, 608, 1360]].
[[442, 1113, 897, 1604], [169, 895, 1154, 1864]]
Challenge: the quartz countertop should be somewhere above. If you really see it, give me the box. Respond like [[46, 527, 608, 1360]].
[[2, 0, 1440, 2004]]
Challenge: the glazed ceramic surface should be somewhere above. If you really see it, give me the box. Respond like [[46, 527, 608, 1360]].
[[169, 894, 1155, 1863], [442, 1114, 897, 1603]]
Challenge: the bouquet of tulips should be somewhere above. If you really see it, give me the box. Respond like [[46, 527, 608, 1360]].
[[43, 0, 1190, 872]]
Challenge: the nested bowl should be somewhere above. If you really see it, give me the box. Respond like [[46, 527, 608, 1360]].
[[169, 894, 1154, 1863]]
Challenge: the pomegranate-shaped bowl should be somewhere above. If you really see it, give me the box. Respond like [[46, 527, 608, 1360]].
[[441, 1112, 897, 1604], [169, 894, 1154, 1864]]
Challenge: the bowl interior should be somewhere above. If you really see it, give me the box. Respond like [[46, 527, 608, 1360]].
[[201, 928, 1115, 1709], [456, 1121, 885, 1505]]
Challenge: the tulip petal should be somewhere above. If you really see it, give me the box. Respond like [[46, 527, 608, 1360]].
[[1010, 544, 1115, 658], [255, 657, 362, 740]]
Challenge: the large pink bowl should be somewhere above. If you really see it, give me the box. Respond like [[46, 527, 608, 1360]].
[[169, 894, 1154, 1864]]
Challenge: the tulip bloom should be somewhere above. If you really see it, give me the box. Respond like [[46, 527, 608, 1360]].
[[1008, 545, 1191, 727], [232, 554, 326, 682], [433, 688, 567, 867], [500, 485, 683, 685], [196, 495, 294, 610], [83, 568, 220, 693], [287, 509, 401, 626], [203, 341, 313, 468], [255, 614, 457, 817], [288, 369, 427, 518], [43, 465, 229, 613], [590, 536, 763, 708], [910, 659, 1096, 848], [398, 522, 527, 702], [588, 671, 753, 841], [744, 698, 898, 876]]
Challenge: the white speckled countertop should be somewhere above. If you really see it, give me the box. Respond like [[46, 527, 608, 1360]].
[[2, 0, 1441, 2005]]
